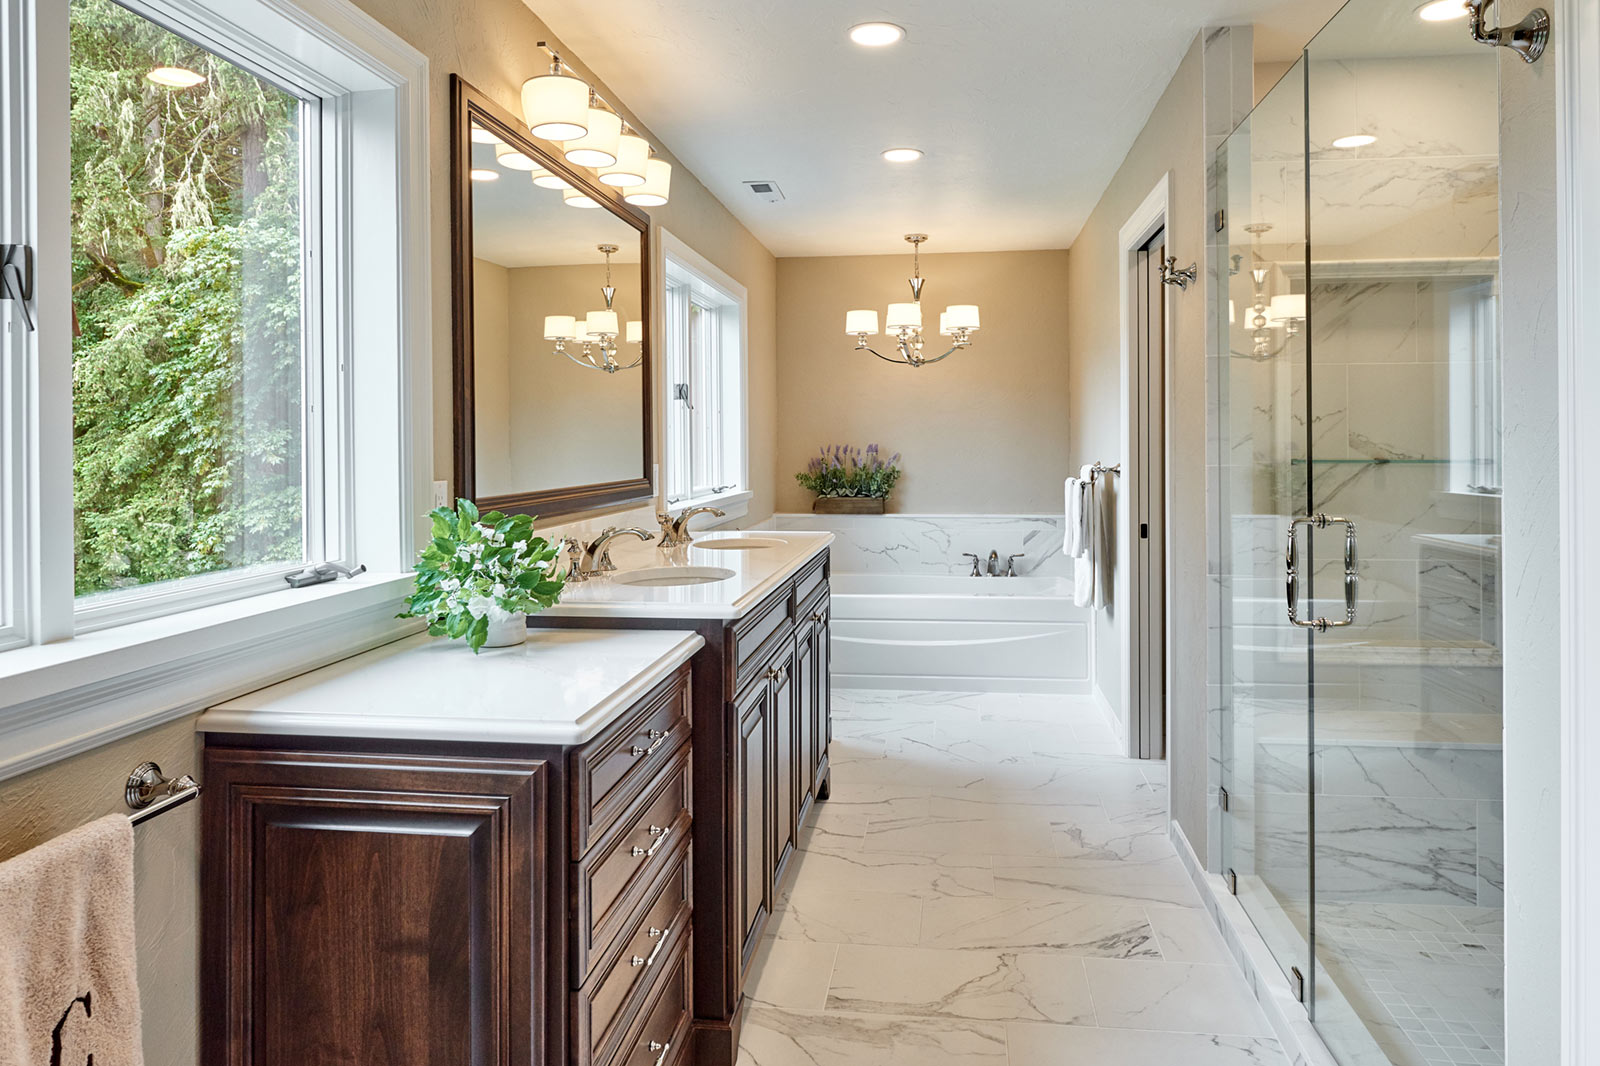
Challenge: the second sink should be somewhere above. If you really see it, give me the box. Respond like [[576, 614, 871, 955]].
[[611, 565, 737, 588]]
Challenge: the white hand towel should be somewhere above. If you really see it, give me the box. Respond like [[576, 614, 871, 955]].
[[0, 815, 144, 1066], [1073, 465, 1098, 608], [1064, 477, 1086, 557]]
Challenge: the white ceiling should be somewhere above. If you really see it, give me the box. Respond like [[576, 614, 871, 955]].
[[522, 0, 1344, 257]]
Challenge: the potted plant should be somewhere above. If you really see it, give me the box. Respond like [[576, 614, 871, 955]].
[[400, 499, 566, 652], [795, 443, 902, 514]]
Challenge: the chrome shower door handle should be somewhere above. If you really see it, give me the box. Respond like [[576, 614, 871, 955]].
[[1285, 513, 1358, 632]]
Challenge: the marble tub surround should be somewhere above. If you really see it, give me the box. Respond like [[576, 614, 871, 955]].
[[754, 514, 1071, 578], [735, 688, 1285, 1066], [198, 628, 703, 744], [539, 529, 831, 619]]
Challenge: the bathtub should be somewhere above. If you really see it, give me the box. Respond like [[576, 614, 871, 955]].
[[828, 573, 1091, 693]]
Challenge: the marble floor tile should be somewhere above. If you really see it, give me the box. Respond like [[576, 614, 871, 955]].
[[861, 812, 1056, 856], [781, 847, 994, 899], [1007, 1022, 1285, 1066], [1051, 819, 1176, 863], [1146, 906, 1233, 963], [825, 945, 1095, 1024], [919, 896, 1161, 958], [769, 886, 922, 946], [1082, 959, 1275, 1035], [734, 1007, 1008, 1066], [743, 939, 839, 1010], [991, 855, 1202, 908]]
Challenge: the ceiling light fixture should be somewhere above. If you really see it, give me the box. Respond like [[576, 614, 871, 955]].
[[469, 168, 499, 182], [848, 22, 905, 46], [146, 66, 205, 88], [544, 245, 643, 373], [1332, 133, 1378, 148], [1418, 0, 1470, 20], [882, 147, 923, 163], [845, 234, 980, 368]]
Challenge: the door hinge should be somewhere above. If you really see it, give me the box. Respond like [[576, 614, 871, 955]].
[[1214, 209, 1226, 233], [1218, 785, 1230, 812], [1290, 966, 1306, 1003], [1225, 868, 1238, 895]]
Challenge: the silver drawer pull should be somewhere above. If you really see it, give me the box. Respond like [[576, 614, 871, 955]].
[[643, 926, 669, 967], [1285, 513, 1359, 632], [632, 824, 672, 860], [765, 665, 786, 682], [811, 612, 823, 622], [630, 730, 670, 758], [631, 955, 646, 967], [648, 926, 665, 939], [649, 1041, 670, 1066]]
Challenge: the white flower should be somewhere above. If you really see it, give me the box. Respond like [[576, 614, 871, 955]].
[[441, 577, 461, 592], [467, 594, 495, 617], [492, 582, 507, 599]]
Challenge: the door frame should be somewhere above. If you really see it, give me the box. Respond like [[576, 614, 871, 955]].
[[1114, 175, 1174, 760]]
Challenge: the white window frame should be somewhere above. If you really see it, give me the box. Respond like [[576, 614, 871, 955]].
[[659, 227, 748, 520], [0, 0, 430, 782]]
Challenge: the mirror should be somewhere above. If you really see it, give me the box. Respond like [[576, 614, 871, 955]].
[[451, 75, 653, 518]]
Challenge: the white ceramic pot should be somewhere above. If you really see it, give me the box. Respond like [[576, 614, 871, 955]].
[[481, 611, 528, 648]]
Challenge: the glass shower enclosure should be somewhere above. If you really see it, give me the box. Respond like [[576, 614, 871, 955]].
[[1216, 2, 1504, 1064]]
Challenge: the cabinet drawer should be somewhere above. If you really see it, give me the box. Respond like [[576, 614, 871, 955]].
[[615, 937, 691, 1066], [732, 585, 793, 689], [795, 552, 828, 609], [577, 857, 691, 1066], [574, 752, 692, 981], [571, 667, 691, 859]]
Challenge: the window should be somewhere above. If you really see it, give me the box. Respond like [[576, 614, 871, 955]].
[[662, 233, 747, 510], [70, 0, 326, 622]]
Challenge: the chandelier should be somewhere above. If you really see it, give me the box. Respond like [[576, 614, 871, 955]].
[[844, 234, 980, 367], [1240, 222, 1306, 358], [543, 244, 643, 373]]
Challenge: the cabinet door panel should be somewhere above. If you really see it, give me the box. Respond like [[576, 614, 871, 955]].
[[794, 620, 818, 822], [770, 644, 798, 885], [734, 683, 770, 975], [814, 608, 832, 797]]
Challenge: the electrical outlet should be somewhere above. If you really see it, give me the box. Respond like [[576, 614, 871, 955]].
[[432, 480, 450, 509]]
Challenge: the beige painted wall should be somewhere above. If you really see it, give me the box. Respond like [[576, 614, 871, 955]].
[[474, 258, 515, 491], [775, 249, 1071, 514], [1065, 32, 1213, 851]]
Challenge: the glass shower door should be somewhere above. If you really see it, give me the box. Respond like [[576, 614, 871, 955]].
[[1304, 6, 1505, 1064]]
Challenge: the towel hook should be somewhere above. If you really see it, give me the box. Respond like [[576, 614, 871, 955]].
[[125, 762, 201, 825]]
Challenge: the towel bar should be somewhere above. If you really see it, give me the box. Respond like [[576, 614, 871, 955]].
[[1089, 462, 1121, 485], [125, 762, 200, 825]]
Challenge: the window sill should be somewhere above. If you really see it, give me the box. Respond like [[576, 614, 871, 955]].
[[0, 573, 420, 781]]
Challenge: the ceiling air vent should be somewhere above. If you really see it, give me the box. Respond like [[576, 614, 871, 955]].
[[743, 180, 785, 203]]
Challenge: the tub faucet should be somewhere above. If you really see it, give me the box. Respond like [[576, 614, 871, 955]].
[[656, 506, 726, 547], [580, 527, 655, 575], [987, 550, 1001, 577], [1005, 553, 1026, 577], [962, 553, 983, 577]]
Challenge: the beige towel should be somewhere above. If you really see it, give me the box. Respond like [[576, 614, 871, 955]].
[[0, 814, 143, 1066]]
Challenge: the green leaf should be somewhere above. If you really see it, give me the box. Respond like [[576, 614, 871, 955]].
[[466, 613, 489, 652]]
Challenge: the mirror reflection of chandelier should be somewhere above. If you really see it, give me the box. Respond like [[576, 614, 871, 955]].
[[844, 234, 980, 368], [1242, 221, 1307, 358], [543, 244, 643, 373]]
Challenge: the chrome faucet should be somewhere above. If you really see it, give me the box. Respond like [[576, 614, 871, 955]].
[[987, 550, 1001, 577], [656, 506, 726, 548], [962, 553, 983, 577], [1005, 553, 1026, 577], [579, 527, 655, 575]]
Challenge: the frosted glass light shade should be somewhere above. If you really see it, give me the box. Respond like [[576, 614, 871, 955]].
[[544, 315, 577, 340], [521, 74, 590, 140], [600, 132, 650, 187], [563, 187, 601, 209], [532, 169, 569, 190], [585, 310, 619, 337], [886, 302, 922, 330], [495, 142, 538, 171], [845, 310, 879, 336], [945, 304, 980, 331], [564, 108, 621, 168], [626, 320, 643, 344], [624, 158, 672, 207], [1269, 294, 1306, 322]]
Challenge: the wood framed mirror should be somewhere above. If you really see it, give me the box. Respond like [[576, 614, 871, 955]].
[[451, 74, 653, 518]]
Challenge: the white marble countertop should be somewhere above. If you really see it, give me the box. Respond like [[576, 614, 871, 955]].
[[198, 628, 704, 745], [539, 530, 833, 621]]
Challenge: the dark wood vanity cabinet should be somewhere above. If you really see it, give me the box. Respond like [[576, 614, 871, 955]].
[[202, 664, 694, 1066]]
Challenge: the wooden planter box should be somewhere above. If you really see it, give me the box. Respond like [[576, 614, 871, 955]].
[[812, 497, 887, 514]]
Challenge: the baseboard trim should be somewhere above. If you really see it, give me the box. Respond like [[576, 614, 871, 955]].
[[1168, 819, 1339, 1066]]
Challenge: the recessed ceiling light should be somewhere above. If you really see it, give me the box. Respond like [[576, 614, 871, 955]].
[[1418, 0, 1470, 21], [146, 66, 205, 88], [848, 22, 905, 47], [1332, 133, 1378, 149], [470, 168, 500, 182], [882, 147, 923, 163]]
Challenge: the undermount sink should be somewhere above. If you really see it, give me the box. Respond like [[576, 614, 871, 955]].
[[694, 538, 786, 551], [611, 565, 737, 588]]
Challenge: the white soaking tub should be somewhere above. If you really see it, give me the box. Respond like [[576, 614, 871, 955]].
[[828, 573, 1091, 693]]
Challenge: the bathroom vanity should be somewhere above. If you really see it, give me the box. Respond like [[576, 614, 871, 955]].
[[196, 532, 832, 1066]]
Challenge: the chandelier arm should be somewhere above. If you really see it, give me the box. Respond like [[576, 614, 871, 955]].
[[856, 342, 912, 366], [559, 346, 602, 371], [917, 344, 967, 366]]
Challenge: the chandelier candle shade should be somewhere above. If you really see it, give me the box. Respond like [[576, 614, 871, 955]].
[[846, 234, 980, 367], [544, 245, 643, 374]]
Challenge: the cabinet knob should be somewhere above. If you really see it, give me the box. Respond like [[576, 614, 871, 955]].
[[810, 612, 823, 622], [765, 665, 786, 682], [649, 1041, 671, 1066], [631, 955, 646, 967]]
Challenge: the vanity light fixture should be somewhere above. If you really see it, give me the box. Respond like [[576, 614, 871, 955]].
[[470, 168, 499, 182], [849, 21, 905, 46], [531, 167, 569, 190], [469, 124, 502, 145], [521, 54, 590, 140], [1418, 0, 1470, 19], [147, 66, 205, 88], [1332, 133, 1378, 148], [494, 141, 539, 170], [624, 155, 673, 207], [564, 98, 622, 168], [563, 187, 602, 209], [544, 245, 644, 374], [845, 234, 980, 368], [882, 147, 923, 162], [600, 128, 650, 187]]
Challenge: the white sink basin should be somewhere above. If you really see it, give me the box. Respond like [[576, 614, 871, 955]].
[[694, 538, 786, 551], [611, 565, 737, 588]]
